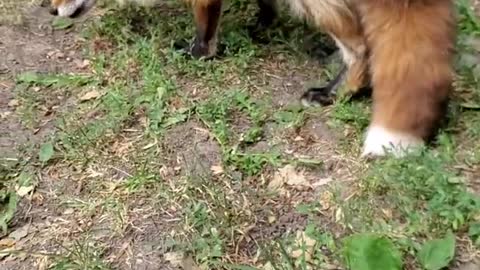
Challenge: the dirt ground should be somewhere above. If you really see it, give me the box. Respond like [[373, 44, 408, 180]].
[[0, 4, 344, 269], [1, 1, 480, 270], [1, 5, 81, 157]]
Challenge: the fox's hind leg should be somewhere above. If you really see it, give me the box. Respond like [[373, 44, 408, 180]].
[[357, 0, 456, 158], [189, 0, 223, 59]]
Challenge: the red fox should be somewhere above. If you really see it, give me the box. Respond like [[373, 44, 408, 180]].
[[49, 0, 456, 158]]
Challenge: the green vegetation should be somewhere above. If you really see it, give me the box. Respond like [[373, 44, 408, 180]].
[[0, 0, 479, 269]]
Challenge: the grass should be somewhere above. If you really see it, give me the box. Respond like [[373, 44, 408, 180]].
[[49, 239, 111, 270], [1, 0, 480, 269]]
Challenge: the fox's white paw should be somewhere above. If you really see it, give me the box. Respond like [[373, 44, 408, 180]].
[[361, 125, 424, 158]]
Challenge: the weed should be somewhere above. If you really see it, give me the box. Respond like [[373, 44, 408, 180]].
[[50, 239, 111, 270]]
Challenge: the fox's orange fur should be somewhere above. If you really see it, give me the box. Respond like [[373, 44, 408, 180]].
[[287, 0, 370, 94], [285, 0, 456, 157], [49, 0, 457, 158], [357, 0, 455, 157]]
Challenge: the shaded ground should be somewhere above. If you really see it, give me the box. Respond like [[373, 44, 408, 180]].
[[0, 4, 87, 158], [0, 1, 480, 270]]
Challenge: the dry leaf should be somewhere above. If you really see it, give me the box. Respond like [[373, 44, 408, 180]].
[[1, 111, 12, 119], [210, 165, 224, 175], [139, 116, 147, 127], [263, 262, 275, 270], [335, 207, 344, 223], [269, 165, 309, 191], [382, 208, 393, 219], [142, 141, 157, 150], [294, 136, 304, 141], [0, 238, 15, 247], [79, 90, 101, 101], [164, 252, 201, 270], [268, 216, 276, 224], [164, 251, 184, 267], [286, 170, 308, 186], [0, 248, 14, 259], [63, 208, 75, 215], [312, 177, 333, 188], [76, 59, 90, 69], [267, 172, 285, 191], [37, 256, 49, 270], [87, 167, 103, 178], [8, 224, 29, 241], [319, 191, 333, 210], [8, 99, 19, 107], [290, 231, 317, 262], [16, 185, 34, 197], [113, 141, 132, 155]]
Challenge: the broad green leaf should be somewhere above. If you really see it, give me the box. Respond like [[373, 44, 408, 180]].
[[39, 142, 54, 163], [223, 265, 260, 270], [295, 203, 315, 215], [16, 71, 41, 84], [417, 232, 456, 270], [17, 171, 33, 186], [162, 113, 188, 128], [342, 233, 402, 270], [16, 72, 59, 86], [18, 72, 90, 88], [52, 17, 74, 30], [468, 223, 480, 247], [469, 223, 480, 237]]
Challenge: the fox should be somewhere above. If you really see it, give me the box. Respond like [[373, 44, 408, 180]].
[[49, 0, 456, 158], [48, 0, 277, 59]]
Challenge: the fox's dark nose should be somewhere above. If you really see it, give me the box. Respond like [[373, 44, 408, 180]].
[[49, 8, 58, 16]]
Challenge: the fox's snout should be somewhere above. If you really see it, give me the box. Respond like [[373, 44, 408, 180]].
[[49, 0, 88, 17]]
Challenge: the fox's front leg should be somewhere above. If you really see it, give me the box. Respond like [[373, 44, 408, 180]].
[[301, 63, 348, 106], [190, 0, 223, 59], [301, 56, 371, 106], [298, 6, 370, 107]]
